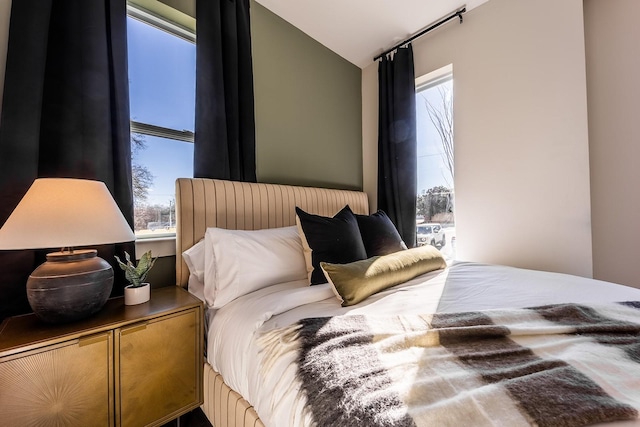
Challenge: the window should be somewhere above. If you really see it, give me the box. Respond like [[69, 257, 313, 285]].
[[416, 66, 456, 259], [127, 5, 195, 238]]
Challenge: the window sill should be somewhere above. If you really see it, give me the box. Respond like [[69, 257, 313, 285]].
[[135, 235, 176, 258]]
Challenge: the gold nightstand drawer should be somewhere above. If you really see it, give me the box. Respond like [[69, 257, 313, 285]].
[[0, 286, 204, 427], [117, 309, 199, 427], [0, 332, 113, 427]]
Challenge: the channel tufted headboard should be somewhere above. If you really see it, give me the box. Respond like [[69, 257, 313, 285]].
[[175, 178, 370, 288]]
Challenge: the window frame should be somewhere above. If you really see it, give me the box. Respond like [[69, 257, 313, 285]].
[[127, 4, 195, 44], [415, 64, 453, 92], [127, 3, 196, 242], [127, 2, 196, 145], [415, 64, 456, 260]]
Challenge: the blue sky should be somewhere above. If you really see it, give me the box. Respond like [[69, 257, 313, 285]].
[[416, 81, 454, 194], [127, 17, 195, 206]]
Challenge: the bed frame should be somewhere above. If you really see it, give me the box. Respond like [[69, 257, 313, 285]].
[[175, 178, 370, 427]]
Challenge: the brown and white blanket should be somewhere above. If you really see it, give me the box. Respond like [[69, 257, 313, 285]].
[[259, 301, 640, 427]]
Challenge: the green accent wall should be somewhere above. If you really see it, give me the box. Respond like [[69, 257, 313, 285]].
[[145, 256, 176, 288], [251, 1, 363, 190]]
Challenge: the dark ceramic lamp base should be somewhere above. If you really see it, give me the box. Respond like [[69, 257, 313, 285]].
[[27, 249, 113, 323]]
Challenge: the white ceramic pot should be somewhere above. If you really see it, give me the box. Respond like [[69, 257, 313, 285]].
[[124, 283, 150, 305]]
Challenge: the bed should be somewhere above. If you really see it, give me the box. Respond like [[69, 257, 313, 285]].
[[175, 178, 640, 427]]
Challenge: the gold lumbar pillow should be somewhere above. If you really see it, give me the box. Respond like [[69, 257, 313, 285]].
[[321, 245, 447, 307]]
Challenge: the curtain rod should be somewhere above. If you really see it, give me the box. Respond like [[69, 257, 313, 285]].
[[373, 6, 466, 62]]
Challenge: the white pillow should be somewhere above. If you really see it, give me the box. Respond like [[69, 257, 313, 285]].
[[204, 226, 308, 309], [182, 239, 205, 282], [187, 273, 205, 302]]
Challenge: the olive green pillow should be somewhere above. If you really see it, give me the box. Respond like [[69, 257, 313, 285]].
[[320, 245, 447, 307]]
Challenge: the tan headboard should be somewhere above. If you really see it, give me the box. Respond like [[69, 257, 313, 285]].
[[175, 178, 370, 288]]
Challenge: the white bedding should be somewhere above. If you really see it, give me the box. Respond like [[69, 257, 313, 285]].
[[207, 261, 640, 427]]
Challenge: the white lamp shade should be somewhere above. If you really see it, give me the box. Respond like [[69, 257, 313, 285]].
[[0, 178, 135, 250]]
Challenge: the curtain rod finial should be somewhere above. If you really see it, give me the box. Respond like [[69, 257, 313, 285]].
[[458, 6, 466, 23]]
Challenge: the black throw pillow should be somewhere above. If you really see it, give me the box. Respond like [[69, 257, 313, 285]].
[[295, 205, 367, 285], [355, 210, 407, 258]]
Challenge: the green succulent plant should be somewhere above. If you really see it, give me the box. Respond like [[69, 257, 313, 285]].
[[115, 250, 156, 288]]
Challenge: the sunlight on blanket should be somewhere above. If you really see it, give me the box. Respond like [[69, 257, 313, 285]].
[[259, 301, 640, 427]]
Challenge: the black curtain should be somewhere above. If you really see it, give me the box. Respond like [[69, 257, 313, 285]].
[[194, 0, 256, 182], [377, 45, 417, 247], [0, 0, 134, 320]]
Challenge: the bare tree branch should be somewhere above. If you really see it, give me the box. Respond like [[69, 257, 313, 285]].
[[131, 132, 154, 206], [424, 85, 454, 182]]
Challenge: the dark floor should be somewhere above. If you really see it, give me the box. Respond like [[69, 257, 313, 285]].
[[161, 408, 212, 427]]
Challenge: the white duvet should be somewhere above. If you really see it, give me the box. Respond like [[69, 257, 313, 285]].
[[207, 261, 640, 427]]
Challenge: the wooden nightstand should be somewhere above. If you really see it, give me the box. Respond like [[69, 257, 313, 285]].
[[0, 286, 204, 427]]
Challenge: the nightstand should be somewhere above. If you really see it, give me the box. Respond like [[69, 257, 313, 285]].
[[0, 286, 204, 427]]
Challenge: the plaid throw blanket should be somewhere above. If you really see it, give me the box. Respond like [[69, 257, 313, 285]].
[[259, 301, 640, 427]]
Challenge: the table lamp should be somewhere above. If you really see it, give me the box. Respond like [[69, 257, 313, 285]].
[[0, 178, 135, 323]]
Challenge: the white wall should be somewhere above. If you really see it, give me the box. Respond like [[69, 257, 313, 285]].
[[584, 0, 640, 288], [363, 0, 593, 278]]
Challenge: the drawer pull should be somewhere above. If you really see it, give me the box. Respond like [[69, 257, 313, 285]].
[[78, 333, 108, 347], [121, 322, 148, 336]]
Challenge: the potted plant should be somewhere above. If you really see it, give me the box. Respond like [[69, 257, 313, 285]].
[[115, 250, 156, 305]]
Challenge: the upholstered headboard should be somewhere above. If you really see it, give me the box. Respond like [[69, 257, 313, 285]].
[[175, 178, 370, 288]]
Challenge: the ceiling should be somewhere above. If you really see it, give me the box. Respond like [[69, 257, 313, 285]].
[[254, 0, 489, 69]]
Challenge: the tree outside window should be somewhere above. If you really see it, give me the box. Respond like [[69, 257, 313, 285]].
[[127, 9, 195, 237], [416, 74, 455, 258]]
